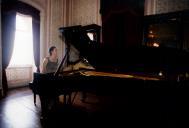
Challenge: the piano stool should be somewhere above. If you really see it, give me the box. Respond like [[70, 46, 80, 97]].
[[29, 81, 78, 106]]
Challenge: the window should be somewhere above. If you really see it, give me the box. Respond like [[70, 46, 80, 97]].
[[8, 13, 36, 70]]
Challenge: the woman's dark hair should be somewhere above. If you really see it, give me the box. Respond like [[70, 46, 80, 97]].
[[49, 46, 56, 56]]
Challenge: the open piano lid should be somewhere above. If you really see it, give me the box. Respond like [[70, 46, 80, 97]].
[[59, 24, 101, 53], [58, 24, 101, 68], [58, 24, 189, 80]]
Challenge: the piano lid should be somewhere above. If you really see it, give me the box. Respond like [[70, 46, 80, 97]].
[[59, 24, 101, 65], [59, 24, 101, 52], [54, 24, 101, 76]]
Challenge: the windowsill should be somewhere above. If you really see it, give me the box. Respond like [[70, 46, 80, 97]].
[[7, 65, 34, 69]]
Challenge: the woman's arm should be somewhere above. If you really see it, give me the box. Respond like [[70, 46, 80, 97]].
[[41, 58, 48, 73]]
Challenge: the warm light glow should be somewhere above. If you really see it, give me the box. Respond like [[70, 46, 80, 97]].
[[159, 71, 163, 76], [153, 42, 159, 47], [8, 13, 36, 70]]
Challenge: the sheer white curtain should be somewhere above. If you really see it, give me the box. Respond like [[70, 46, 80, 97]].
[[7, 13, 36, 88]]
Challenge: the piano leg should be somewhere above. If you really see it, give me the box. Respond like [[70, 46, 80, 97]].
[[68, 93, 71, 104], [34, 93, 36, 106], [81, 91, 87, 102], [64, 94, 67, 105], [39, 95, 48, 119], [39, 95, 59, 119], [63, 92, 72, 105]]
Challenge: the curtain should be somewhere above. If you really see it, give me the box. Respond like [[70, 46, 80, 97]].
[[1, 0, 40, 95], [32, 18, 40, 72], [15, 1, 40, 72], [2, 9, 16, 96], [8, 1, 40, 72]]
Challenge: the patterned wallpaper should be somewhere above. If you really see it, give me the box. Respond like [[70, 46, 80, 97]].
[[145, 0, 156, 15], [145, 0, 189, 15], [46, 0, 69, 62], [71, 0, 101, 26], [46, 0, 101, 65], [156, 0, 189, 14]]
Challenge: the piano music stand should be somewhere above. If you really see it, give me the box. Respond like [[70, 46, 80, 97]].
[[54, 30, 74, 105], [54, 31, 70, 76]]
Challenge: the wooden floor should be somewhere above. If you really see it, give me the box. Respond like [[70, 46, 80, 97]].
[[0, 87, 188, 128], [0, 87, 42, 128], [0, 87, 124, 128]]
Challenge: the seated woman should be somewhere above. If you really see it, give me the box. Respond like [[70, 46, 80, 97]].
[[41, 46, 58, 73]]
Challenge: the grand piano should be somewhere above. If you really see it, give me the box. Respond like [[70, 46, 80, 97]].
[[31, 24, 189, 118]]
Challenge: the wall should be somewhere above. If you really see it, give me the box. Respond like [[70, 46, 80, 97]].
[[156, 0, 189, 14], [20, 0, 46, 10], [145, 0, 189, 15], [0, 0, 2, 90], [45, 0, 101, 62], [145, 0, 156, 15], [45, 0, 68, 61], [71, 0, 101, 26]]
